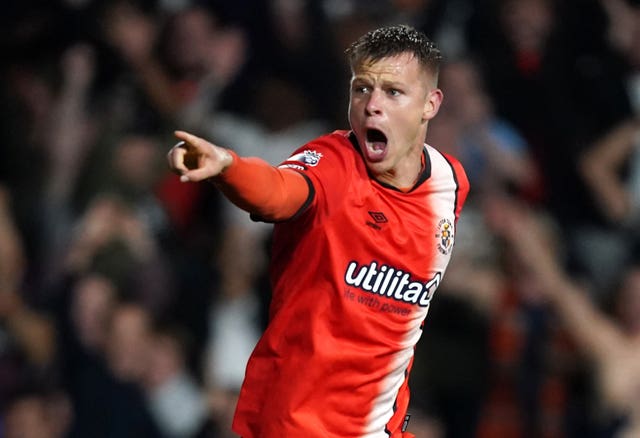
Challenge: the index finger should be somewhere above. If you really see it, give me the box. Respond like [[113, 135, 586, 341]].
[[174, 130, 210, 153]]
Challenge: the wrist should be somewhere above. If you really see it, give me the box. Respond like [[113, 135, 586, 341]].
[[208, 149, 237, 184], [219, 148, 235, 174]]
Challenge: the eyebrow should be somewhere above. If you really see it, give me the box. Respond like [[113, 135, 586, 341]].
[[381, 80, 406, 88], [351, 74, 406, 85], [352, 78, 409, 91]]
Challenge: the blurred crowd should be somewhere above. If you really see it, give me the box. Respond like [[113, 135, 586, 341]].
[[1, 0, 640, 437]]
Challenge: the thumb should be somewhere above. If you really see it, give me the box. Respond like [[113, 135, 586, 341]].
[[180, 167, 215, 183]]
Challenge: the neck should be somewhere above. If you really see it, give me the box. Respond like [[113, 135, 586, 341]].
[[376, 147, 424, 189]]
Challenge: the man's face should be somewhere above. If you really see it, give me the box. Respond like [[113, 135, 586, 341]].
[[348, 53, 442, 187]]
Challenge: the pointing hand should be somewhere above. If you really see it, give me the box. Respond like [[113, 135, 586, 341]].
[[167, 131, 233, 182]]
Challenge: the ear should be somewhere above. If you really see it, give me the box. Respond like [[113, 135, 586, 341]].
[[422, 88, 443, 122]]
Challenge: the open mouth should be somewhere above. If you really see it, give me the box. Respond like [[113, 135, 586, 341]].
[[365, 129, 388, 160]]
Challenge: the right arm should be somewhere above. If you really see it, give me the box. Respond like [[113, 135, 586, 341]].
[[167, 131, 310, 222]]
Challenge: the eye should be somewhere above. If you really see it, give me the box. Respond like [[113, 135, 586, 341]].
[[353, 85, 370, 94], [387, 88, 401, 97]]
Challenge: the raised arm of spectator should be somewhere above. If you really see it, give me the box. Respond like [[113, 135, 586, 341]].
[[47, 44, 96, 202], [0, 186, 56, 367], [104, 2, 180, 118], [579, 118, 639, 225], [104, 4, 247, 128], [167, 131, 309, 222], [490, 197, 627, 363], [41, 44, 98, 276]]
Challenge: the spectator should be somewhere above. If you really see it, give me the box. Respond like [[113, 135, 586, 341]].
[[578, 117, 640, 294], [3, 388, 71, 438], [142, 322, 209, 438], [63, 299, 163, 437], [574, 0, 640, 293], [428, 58, 537, 200], [0, 186, 57, 410], [59, 194, 174, 318], [494, 196, 640, 437], [103, 2, 248, 128]]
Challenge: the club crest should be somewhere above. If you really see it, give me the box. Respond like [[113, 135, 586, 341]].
[[435, 218, 454, 255]]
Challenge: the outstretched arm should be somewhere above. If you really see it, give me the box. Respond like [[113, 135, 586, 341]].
[[167, 131, 310, 221]]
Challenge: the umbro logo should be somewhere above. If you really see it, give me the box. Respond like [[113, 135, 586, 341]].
[[368, 211, 388, 223], [366, 211, 387, 230]]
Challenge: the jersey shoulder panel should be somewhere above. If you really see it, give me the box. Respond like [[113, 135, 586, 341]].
[[425, 145, 470, 222], [278, 130, 357, 172], [279, 130, 364, 213]]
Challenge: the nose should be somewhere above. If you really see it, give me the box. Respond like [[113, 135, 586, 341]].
[[365, 89, 382, 116]]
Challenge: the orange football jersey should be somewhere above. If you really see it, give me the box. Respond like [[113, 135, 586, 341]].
[[232, 131, 469, 438]]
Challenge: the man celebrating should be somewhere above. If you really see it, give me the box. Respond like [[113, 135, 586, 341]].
[[167, 24, 469, 438]]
